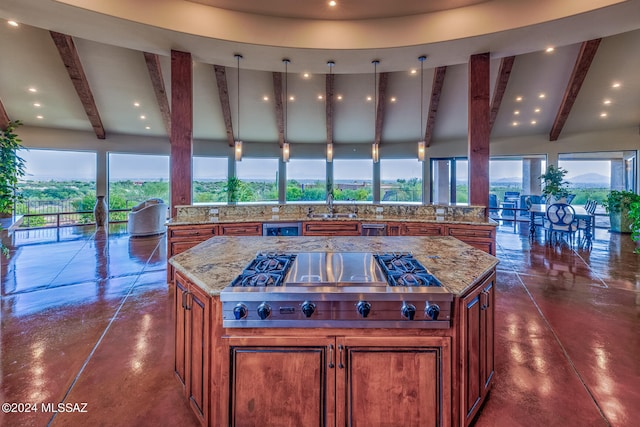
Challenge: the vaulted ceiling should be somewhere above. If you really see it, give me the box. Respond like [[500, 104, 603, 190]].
[[0, 0, 639, 148]]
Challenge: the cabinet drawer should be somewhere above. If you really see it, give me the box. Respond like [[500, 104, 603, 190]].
[[303, 221, 361, 236], [219, 223, 262, 236], [445, 226, 493, 239], [170, 226, 217, 238], [400, 223, 444, 236], [171, 240, 204, 257]]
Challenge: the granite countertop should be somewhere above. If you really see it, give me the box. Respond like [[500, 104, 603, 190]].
[[169, 235, 499, 297], [167, 215, 497, 226]]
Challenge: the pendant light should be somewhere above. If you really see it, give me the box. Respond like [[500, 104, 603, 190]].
[[234, 54, 243, 162], [326, 60, 335, 163], [372, 59, 379, 163], [417, 55, 427, 162], [282, 58, 290, 162]]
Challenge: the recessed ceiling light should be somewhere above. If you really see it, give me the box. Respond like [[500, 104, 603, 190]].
[[366, 96, 372, 102], [410, 69, 417, 75], [303, 73, 310, 78], [145, 126, 151, 130], [140, 115, 146, 120], [531, 120, 537, 125], [514, 110, 520, 115], [545, 47, 555, 53], [337, 95, 343, 100], [8, 20, 19, 27], [28, 87, 37, 93], [538, 93, 546, 99], [515, 96, 523, 102], [603, 99, 612, 105], [133, 102, 140, 107], [317, 95, 323, 100], [600, 112, 608, 118], [512, 121, 519, 126], [390, 97, 397, 103], [36, 115, 43, 119], [289, 96, 295, 101], [262, 96, 269, 101], [612, 82, 621, 88], [534, 108, 541, 113], [33, 103, 41, 107], [329, 1, 337, 7]]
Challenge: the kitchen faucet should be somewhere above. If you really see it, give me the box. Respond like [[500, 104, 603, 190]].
[[327, 192, 334, 215]]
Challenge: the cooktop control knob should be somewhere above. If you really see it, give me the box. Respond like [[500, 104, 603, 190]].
[[425, 303, 440, 321], [357, 301, 371, 318], [257, 302, 272, 320], [233, 304, 248, 320], [401, 303, 416, 320], [301, 301, 316, 318]]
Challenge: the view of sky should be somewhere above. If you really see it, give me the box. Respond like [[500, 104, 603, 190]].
[[19, 148, 613, 183]]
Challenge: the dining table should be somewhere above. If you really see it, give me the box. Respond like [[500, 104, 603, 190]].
[[528, 203, 594, 246]]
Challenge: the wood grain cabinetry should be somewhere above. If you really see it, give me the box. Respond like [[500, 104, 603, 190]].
[[400, 222, 444, 236], [444, 224, 496, 255], [174, 272, 211, 426], [386, 223, 401, 236], [459, 271, 495, 426], [302, 221, 361, 236], [168, 225, 219, 281], [224, 334, 451, 426], [218, 222, 262, 236]]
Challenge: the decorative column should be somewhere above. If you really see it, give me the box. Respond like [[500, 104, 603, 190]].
[[468, 53, 490, 209]]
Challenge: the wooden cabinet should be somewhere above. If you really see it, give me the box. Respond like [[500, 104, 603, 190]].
[[174, 273, 211, 426], [400, 222, 444, 236], [168, 224, 219, 281], [459, 271, 495, 426], [386, 223, 401, 236], [444, 224, 496, 255], [223, 334, 451, 426], [302, 221, 361, 236], [218, 222, 262, 236]]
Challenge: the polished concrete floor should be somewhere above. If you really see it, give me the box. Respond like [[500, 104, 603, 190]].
[[1, 223, 638, 426]]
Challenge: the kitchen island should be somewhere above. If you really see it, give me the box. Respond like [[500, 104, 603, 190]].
[[170, 235, 499, 426]]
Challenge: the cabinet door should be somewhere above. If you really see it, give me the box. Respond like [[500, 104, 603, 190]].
[[226, 336, 335, 427], [400, 223, 444, 236], [337, 337, 451, 427], [303, 221, 361, 236], [174, 276, 188, 387], [445, 225, 496, 255], [386, 223, 401, 236], [460, 272, 495, 425], [219, 222, 262, 236], [186, 284, 210, 423]]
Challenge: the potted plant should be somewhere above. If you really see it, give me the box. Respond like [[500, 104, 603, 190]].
[[539, 165, 570, 203], [628, 201, 640, 253], [0, 120, 26, 256], [602, 190, 640, 233]]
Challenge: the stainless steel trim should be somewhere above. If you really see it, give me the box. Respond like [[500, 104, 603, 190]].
[[262, 222, 302, 236], [222, 319, 452, 329]]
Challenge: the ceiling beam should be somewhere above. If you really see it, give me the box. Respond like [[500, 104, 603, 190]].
[[272, 72, 285, 148], [489, 56, 515, 132], [50, 31, 105, 139], [0, 98, 9, 130], [424, 66, 447, 147], [143, 52, 171, 136], [549, 39, 601, 141], [374, 72, 389, 145], [213, 65, 235, 147], [326, 73, 334, 146]]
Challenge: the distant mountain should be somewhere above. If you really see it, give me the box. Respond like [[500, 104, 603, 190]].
[[566, 173, 608, 184]]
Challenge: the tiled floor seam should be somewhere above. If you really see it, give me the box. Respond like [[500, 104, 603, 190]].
[[46, 235, 163, 426]]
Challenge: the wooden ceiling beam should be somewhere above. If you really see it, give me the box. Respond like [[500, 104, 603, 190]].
[[374, 72, 389, 145], [143, 52, 171, 136], [489, 56, 515, 132], [326, 73, 334, 146], [50, 31, 105, 139], [0, 98, 9, 130], [549, 39, 601, 141], [272, 72, 285, 148], [424, 66, 447, 147], [214, 65, 235, 147]]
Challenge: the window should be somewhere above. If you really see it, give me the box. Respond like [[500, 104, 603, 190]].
[[286, 159, 326, 202], [380, 159, 422, 203], [332, 159, 373, 202], [431, 157, 467, 205], [108, 154, 169, 219], [236, 158, 279, 203], [193, 156, 228, 204], [17, 149, 96, 228]]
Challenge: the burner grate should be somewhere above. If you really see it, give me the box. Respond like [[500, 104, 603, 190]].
[[230, 253, 296, 287], [374, 252, 442, 287]]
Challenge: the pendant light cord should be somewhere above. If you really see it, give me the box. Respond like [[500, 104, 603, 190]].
[[236, 54, 241, 141]]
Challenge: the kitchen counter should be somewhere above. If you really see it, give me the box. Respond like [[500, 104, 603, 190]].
[[169, 235, 499, 297]]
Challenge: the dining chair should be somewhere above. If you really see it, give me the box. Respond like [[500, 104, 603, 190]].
[[576, 200, 597, 243], [545, 203, 578, 247]]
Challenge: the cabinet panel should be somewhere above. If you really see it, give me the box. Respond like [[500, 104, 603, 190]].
[[219, 222, 262, 236], [400, 223, 444, 236], [174, 278, 188, 386], [386, 223, 401, 236], [170, 226, 218, 238], [303, 221, 361, 236], [445, 225, 493, 238], [227, 337, 333, 427], [188, 285, 209, 422]]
